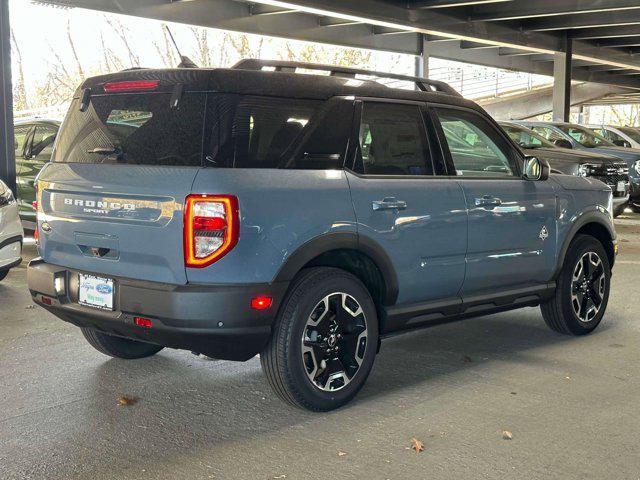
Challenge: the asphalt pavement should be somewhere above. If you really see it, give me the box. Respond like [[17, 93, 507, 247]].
[[2, 217, 640, 480]]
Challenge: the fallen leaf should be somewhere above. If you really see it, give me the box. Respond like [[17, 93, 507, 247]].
[[510, 392, 517, 395], [117, 395, 138, 406], [338, 451, 347, 457], [502, 430, 513, 440], [463, 355, 473, 363], [273, 476, 286, 479], [25, 305, 36, 310], [410, 437, 424, 453]]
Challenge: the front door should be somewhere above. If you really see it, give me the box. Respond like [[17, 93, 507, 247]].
[[347, 100, 467, 317], [434, 107, 557, 298]]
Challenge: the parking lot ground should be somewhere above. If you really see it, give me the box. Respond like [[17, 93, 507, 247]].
[[2, 218, 640, 480]]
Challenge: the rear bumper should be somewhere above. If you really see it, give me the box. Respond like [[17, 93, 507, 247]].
[[27, 258, 288, 361]]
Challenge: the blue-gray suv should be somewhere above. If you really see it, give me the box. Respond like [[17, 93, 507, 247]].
[[27, 60, 617, 411]]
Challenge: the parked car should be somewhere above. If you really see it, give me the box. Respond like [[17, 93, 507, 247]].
[[517, 121, 640, 212], [13, 119, 60, 231], [0, 179, 23, 282], [588, 125, 640, 149], [28, 60, 617, 411], [500, 122, 629, 216]]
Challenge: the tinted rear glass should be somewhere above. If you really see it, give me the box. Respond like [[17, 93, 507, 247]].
[[53, 93, 205, 166]]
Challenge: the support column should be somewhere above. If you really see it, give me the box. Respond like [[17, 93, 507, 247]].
[[0, 0, 14, 195], [415, 34, 429, 79], [552, 33, 572, 123]]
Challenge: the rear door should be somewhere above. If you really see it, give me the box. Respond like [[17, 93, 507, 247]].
[[19, 123, 58, 225], [14, 124, 34, 220], [432, 107, 557, 297], [37, 89, 206, 285], [346, 100, 467, 319]]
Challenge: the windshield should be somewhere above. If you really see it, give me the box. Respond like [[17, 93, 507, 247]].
[[501, 124, 555, 149], [555, 124, 614, 148], [617, 126, 640, 143]]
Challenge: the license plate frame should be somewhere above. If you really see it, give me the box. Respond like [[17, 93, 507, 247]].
[[78, 274, 114, 311], [617, 181, 626, 193]]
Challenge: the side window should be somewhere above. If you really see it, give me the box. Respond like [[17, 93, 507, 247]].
[[355, 102, 433, 176], [13, 125, 31, 159], [436, 109, 516, 177], [288, 99, 354, 170], [605, 129, 625, 143], [229, 96, 320, 168], [532, 126, 565, 143], [31, 124, 58, 162]]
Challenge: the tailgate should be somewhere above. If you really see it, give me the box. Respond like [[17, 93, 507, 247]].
[[38, 163, 198, 284]]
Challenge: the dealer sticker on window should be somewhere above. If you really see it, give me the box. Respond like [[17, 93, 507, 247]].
[[78, 274, 114, 310]]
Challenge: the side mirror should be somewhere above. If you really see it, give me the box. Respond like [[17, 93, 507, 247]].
[[554, 138, 573, 149], [523, 156, 550, 181]]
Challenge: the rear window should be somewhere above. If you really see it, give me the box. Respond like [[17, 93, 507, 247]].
[[53, 93, 205, 166]]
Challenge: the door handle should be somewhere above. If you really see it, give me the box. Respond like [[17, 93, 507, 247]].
[[372, 197, 407, 211], [475, 195, 502, 207]]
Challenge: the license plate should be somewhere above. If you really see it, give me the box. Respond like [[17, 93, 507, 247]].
[[78, 274, 114, 310], [617, 181, 626, 193]]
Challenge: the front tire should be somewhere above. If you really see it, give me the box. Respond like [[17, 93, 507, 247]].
[[81, 328, 163, 359], [261, 267, 379, 411], [541, 235, 611, 335], [0, 270, 8, 282]]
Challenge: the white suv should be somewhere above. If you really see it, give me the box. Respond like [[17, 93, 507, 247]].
[[0, 179, 23, 281]]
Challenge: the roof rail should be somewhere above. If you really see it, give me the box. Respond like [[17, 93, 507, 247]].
[[232, 59, 461, 97]]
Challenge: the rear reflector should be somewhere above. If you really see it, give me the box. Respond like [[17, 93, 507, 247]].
[[134, 317, 152, 328], [251, 296, 272, 310], [103, 80, 160, 93], [41, 296, 52, 306], [184, 194, 239, 268]]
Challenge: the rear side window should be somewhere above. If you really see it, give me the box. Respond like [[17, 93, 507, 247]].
[[53, 93, 205, 166], [225, 96, 320, 168], [354, 102, 433, 176]]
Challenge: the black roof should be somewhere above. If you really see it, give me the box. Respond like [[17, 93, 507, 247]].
[[77, 66, 482, 114]]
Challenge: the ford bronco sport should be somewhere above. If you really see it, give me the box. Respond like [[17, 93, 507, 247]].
[[28, 60, 617, 411]]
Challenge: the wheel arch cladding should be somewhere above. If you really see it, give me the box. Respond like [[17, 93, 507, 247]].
[[274, 232, 399, 308], [555, 212, 615, 278]]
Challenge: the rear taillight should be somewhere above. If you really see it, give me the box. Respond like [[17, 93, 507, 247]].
[[184, 194, 239, 268], [103, 80, 159, 93]]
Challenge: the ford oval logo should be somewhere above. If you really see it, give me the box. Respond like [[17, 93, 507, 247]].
[[96, 284, 112, 295]]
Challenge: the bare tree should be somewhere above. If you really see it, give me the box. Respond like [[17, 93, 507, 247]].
[[191, 27, 212, 67], [66, 19, 84, 79], [10, 29, 28, 111], [105, 16, 141, 68]]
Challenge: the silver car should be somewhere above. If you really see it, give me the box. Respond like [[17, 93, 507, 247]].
[[0, 179, 23, 281]]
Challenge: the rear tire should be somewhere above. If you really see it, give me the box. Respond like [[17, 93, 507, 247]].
[[613, 203, 626, 218], [261, 267, 379, 411], [541, 235, 610, 335], [81, 328, 163, 359]]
